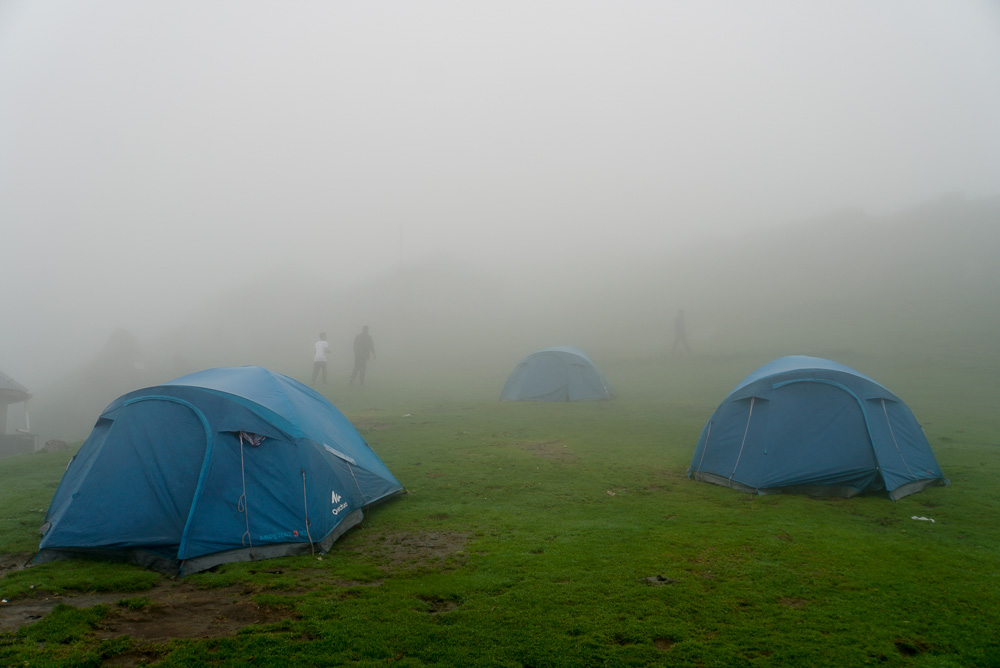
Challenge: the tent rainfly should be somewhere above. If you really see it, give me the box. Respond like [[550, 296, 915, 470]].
[[37, 366, 403, 574], [687, 356, 947, 500], [500, 346, 615, 402]]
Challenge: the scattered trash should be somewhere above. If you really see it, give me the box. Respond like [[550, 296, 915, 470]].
[[2, 599, 7, 603], [640, 575, 676, 586], [403, 414, 412, 417], [606, 490, 616, 497], [910, 516, 935, 523]]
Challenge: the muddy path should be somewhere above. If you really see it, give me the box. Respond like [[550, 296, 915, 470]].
[[0, 530, 468, 643]]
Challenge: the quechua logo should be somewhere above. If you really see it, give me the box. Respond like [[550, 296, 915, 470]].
[[332, 489, 348, 515]]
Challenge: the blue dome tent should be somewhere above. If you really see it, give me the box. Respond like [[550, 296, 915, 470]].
[[500, 347, 614, 402], [688, 356, 947, 500], [37, 366, 403, 575]]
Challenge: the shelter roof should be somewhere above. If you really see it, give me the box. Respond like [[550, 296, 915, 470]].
[[0, 370, 30, 404]]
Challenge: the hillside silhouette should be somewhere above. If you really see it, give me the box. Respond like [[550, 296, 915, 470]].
[[29, 195, 1000, 443]]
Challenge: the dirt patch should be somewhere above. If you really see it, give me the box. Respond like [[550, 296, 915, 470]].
[[895, 638, 932, 656], [516, 440, 576, 462], [94, 583, 291, 642], [0, 530, 467, 644], [102, 649, 164, 667], [346, 530, 469, 571], [0, 580, 293, 641], [417, 594, 460, 614], [1, 591, 125, 630], [0, 552, 34, 579], [778, 597, 807, 608]]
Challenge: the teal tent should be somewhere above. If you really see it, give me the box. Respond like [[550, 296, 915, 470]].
[[688, 356, 947, 500], [500, 347, 614, 402], [37, 366, 403, 574]]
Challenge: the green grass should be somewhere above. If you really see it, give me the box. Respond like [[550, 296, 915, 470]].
[[1, 351, 999, 666], [0, 447, 75, 553]]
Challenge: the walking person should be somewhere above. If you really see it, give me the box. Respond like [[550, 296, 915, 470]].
[[671, 309, 691, 354], [350, 325, 376, 386], [311, 332, 329, 384]]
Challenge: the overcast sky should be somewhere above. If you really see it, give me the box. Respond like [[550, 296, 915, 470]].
[[3, 1, 1000, 386]]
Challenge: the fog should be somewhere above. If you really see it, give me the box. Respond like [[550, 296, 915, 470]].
[[3, 2, 1000, 442]]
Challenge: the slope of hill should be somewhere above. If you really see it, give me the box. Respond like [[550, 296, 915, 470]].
[[597, 194, 1000, 358], [28, 195, 1000, 442]]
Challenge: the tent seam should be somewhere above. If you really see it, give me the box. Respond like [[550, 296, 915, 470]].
[[238, 431, 254, 553], [694, 420, 712, 473], [121, 396, 214, 566], [730, 397, 755, 481], [881, 398, 916, 479]]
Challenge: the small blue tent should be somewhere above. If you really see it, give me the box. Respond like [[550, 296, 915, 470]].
[[37, 366, 403, 574], [688, 356, 947, 500], [500, 347, 614, 402]]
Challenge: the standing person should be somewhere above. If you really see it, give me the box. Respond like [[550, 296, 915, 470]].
[[350, 325, 376, 386], [671, 309, 691, 354], [311, 332, 329, 384]]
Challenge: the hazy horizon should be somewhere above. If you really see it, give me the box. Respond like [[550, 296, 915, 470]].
[[3, 1, 1000, 395]]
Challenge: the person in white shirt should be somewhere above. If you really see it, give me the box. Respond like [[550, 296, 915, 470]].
[[311, 332, 329, 384]]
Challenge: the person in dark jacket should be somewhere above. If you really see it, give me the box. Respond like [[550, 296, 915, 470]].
[[350, 325, 376, 386]]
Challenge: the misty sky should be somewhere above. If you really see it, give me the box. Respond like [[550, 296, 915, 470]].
[[3, 1, 1000, 386]]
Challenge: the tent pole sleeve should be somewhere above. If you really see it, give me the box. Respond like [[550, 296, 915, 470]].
[[694, 421, 713, 473], [730, 397, 755, 482], [881, 398, 916, 478], [302, 469, 315, 554], [238, 432, 253, 550], [347, 461, 370, 509]]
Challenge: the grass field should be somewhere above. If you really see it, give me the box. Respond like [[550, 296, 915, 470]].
[[1, 351, 998, 667]]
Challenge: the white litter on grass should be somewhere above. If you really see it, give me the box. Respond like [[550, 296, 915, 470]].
[[911, 516, 935, 523]]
